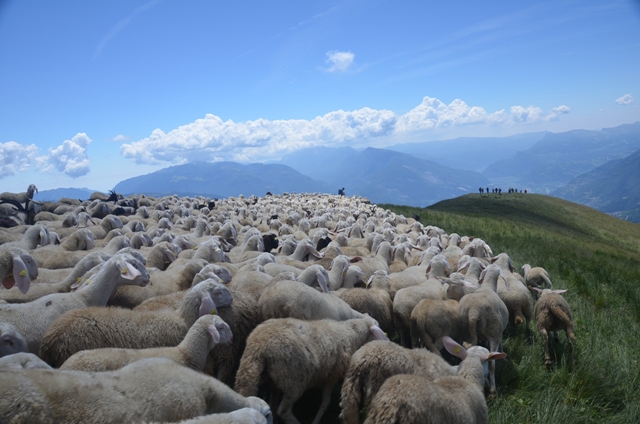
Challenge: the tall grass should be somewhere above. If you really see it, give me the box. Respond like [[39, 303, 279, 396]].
[[383, 193, 640, 423]]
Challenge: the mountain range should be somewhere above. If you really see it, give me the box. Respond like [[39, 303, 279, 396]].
[[33, 121, 640, 222]]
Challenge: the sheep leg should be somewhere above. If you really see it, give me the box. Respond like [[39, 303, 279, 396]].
[[488, 338, 501, 396], [277, 393, 302, 424], [311, 384, 333, 424], [540, 328, 552, 368], [565, 328, 574, 369]]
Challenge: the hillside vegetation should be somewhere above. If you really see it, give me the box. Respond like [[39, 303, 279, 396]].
[[383, 193, 640, 424]]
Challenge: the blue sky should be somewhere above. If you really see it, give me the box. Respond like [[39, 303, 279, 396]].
[[1, 0, 639, 192]]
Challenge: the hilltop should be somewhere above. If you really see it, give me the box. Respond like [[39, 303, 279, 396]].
[[383, 193, 640, 423]]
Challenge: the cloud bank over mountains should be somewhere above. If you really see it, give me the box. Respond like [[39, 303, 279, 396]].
[[121, 96, 571, 165], [0, 96, 571, 180]]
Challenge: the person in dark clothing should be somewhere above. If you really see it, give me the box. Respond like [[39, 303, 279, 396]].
[[338, 188, 345, 196]]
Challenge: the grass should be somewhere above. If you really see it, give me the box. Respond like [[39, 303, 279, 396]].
[[381, 193, 640, 423]]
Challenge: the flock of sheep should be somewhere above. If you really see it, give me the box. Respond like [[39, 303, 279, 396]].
[[0, 187, 576, 424]]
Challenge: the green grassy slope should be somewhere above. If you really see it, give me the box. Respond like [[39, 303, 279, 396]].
[[382, 193, 640, 423]]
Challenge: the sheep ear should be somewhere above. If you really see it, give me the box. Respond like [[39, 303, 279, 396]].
[[490, 256, 498, 264], [369, 325, 389, 341], [485, 352, 507, 362], [552, 289, 568, 294], [199, 294, 217, 317], [350, 256, 362, 263], [443, 336, 467, 360], [316, 270, 329, 293], [164, 249, 176, 263], [85, 234, 95, 250], [208, 324, 221, 344], [530, 287, 543, 294], [12, 256, 31, 295], [39, 228, 49, 247], [118, 260, 141, 280]]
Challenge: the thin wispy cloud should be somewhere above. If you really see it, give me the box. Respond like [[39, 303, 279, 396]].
[[120, 96, 571, 165], [616, 94, 634, 105], [110, 134, 130, 142], [324, 50, 355, 73], [93, 0, 162, 60]]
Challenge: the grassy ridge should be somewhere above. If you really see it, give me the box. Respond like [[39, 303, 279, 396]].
[[383, 193, 640, 423]]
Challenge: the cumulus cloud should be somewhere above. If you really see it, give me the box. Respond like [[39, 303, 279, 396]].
[[0, 141, 39, 179], [121, 96, 571, 165], [46, 133, 92, 178], [616, 94, 634, 105], [324, 50, 355, 73]]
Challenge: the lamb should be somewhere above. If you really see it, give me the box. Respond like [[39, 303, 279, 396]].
[[59, 314, 232, 372], [410, 298, 460, 355], [0, 245, 38, 295], [339, 340, 458, 424], [0, 357, 272, 423], [234, 316, 387, 424], [531, 288, 576, 368], [0, 251, 109, 303], [0, 322, 27, 358], [0, 352, 52, 369], [38, 278, 232, 367], [522, 264, 553, 298], [457, 264, 509, 395], [363, 337, 506, 424], [0, 252, 149, 353], [258, 280, 366, 322]]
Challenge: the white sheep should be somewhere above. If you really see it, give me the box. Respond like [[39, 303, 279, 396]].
[[0, 245, 38, 295], [234, 316, 387, 424], [522, 264, 553, 298], [457, 264, 509, 395], [0, 357, 272, 423], [0, 322, 27, 358], [531, 288, 576, 368], [258, 280, 367, 322], [410, 298, 460, 355], [363, 337, 506, 424], [39, 278, 232, 367], [339, 340, 457, 424], [0, 352, 51, 369], [59, 314, 231, 372], [146, 408, 268, 424], [0, 252, 149, 353]]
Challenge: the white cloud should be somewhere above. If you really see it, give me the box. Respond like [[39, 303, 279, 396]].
[[544, 105, 571, 121], [120, 96, 572, 165], [0, 141, 38, 179], [324, 50, 355, 73], [111, 134, 130, 142], [616, 94, 634, 105], [121, 108, 397, 164], [46, 133, 92, 178]]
